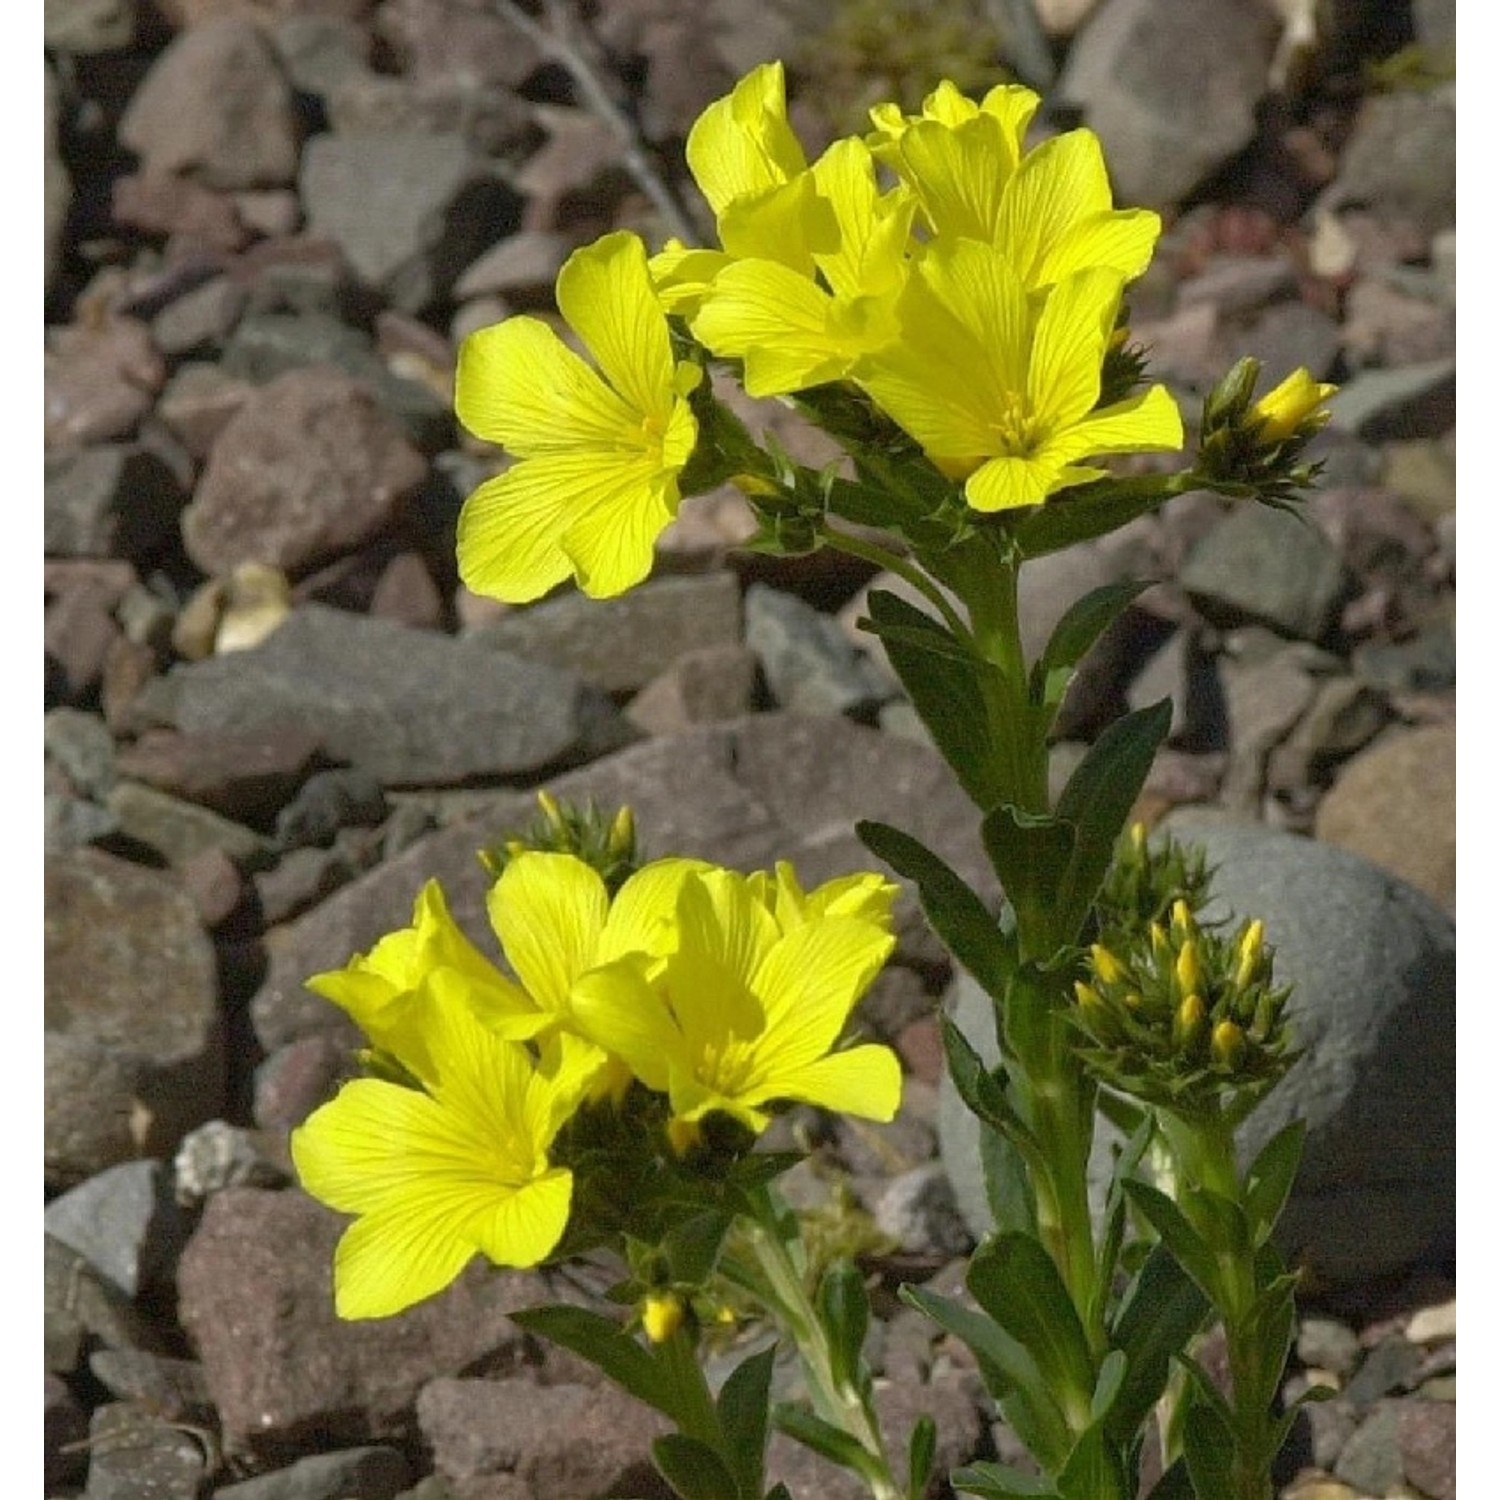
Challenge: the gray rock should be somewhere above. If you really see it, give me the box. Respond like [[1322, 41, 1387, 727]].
[[1413, 0, 1455, 50], [84, 1403, 208, 1500], [1236, 300, 1342, 384], [45, 444, 187, 563], [46, 1371, 88, 1492], [131, 605, 630, 791], [173, 1121, 289, 1207], [105, 780, 270, 867], [176, 1188, 546, 1451], [271, 14, 373, 98], [1343, 1336, 1425, 1407], [873, 1163, 972, 1258], [46, 708, 118, 799], [214, 1447, 412, 1500], [47, 792, 121, 853], [45, 1235, 161, 1374], [1176, 254, 1296, 315], [45, 318, 164, 451], [118, 17, 301, 189], [1265, 675, 1390, 793], [1335, 1400, 1405, 1495], [1296, 1317, 1361, 1379], [941, 818, 1455, 1284], [88, 1351, 214, 1425], [181, 366, 428, 578], [1320, 87, 1456, 235], [45, 0, 135, 52], [1353, 622, 1455, 695], [275, 768, 390, 850], [746, 583, 892, 719], [472, 573, 743, 696], [300, 131, 519, 313], [1180, 503, 1349, 642], [46, 851, 223, 1187], [157, 361, 255, 461], [454, 230, 573, 300], [249, 714, 995, 1050], [150, 276, 249, 358], [417, 1379, 672, 1497], [325, 71, 537, 160], [1056, 0, 1277, 206], [1327, 359, 1457, 443], [44, 1160, 191, 1300]]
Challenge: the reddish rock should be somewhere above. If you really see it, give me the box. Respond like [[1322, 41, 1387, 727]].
[[112, 172, 249, 253], [1399, 1399, 1456, 1500], [253, 1033, 356, 1130], [176, 1188, 546, 1452], [369, 551, 446, 630], [44, 587, 121, 702], [376, 0, 541, 86], [417, 1378, 673, 1499], [45, 318, 165, 450], [119, 17, 301, 189], [115, 725, 324, 827], [157, 362, 256, 460], [626, 644, 761, 735], [101, 636, 161, 733], [181, 366, 427, 576]]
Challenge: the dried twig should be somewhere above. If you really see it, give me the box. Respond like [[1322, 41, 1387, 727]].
[[490, 0, 705, 246]]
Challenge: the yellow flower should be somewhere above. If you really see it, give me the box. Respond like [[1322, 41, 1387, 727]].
[[1251, 367, 1337, 442], [688, 135, 914, 397], [641, 1290, 686, 1344], [854, 239, 1183, 511], [570, 865, 902, 1138], [869, 80, 1159, 290], [454, 231, 700, 603], [292, 1020, 606, 1318]]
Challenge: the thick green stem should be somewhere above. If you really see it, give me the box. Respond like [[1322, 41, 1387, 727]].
[[737, 1202, 903, 1500]]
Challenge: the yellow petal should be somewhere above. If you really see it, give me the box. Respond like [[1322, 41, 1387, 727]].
[[487, 852, 609, 1017], [331, 1203, 479, 1319], [896, 115, 1013, 242], [1027, 266, 1124, 431], [1043, 384, 1184, 465], [464, 1168, 574, 1269], [555, 232, 675, 425], [1034, 208, 1161, 288], [744, 1043, 903, 1123], [965, 452, 1069, 512], [560, 460, 682, 598], [455, 317, 636, 456], [569, 957, 682, 1093], [598, 856, 711, 964], [686, 61, 806, 215], [995, 130, 1113, 287]]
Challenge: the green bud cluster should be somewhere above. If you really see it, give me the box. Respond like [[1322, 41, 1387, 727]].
[[1071, 896, 1297, 1119], [1195, 356, 1330, 506], [1093, 821, 1213, 947], [479, 791, 640, 894]]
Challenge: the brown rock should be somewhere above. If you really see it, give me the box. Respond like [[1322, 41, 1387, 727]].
[[1398, 1398, 1456, 1500], [45, 318, 164, 450], [516, 105, 625, 233], [45, 587, 121, 702], [376, 0, 541, 86], [253, 1032, 356, 1129], [1314, 723, 1456, 912], [369, 550, 446, 630], [157, 362, 255, 460], [45, 850, 223, 1187], [119, 17, 301, 189], [116, 725, 324, 826], [177, 1188, 546, 1452], [181, 366, 427, 576], [101, 636, 161, 733], [627, 644, 761, 735], [112, 172, 249, 252]]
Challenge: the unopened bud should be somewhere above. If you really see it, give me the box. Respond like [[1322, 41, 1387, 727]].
[[1175, 940, 1203, 1000], [608, 804, 636, 859], [1204, 356, 1261, 429], [1130, 821, 1148, 856], [1251, 367, 1337, 443], [1091, 944, 1128, 986], [536, 789, 565, 835], [1211, 1020, 1248, 1070], [1170, 899, 1195, 942], [1249, 988, 1283, 1044], [1149, 921, 1172, 968], [642, 1292, 685, 1344], [1234, 920, 1266, 990], [1173, 994, 1207, 1053]]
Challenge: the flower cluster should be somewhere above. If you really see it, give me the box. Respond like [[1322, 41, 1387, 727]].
[[1070, 896, 1297, 1121], [454, 63, 1187, 604], [291, 839, 902, 1317]]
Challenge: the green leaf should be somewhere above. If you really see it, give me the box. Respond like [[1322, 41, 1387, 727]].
[[825, 475, 920, 532], [1107, 1242, 1212, 1442], [1014, 479, 1179, 559], [967, 1234, 1097, 1421], [512, 1305, 672, 1418], [664, 1210, 736, 1284], [940, 1019, 1045, 1163], [717, 1345, 775, 1500], [1090, 1115, 1155, 1333], [979, 1117, 1039, 1236], [1181, 1400, 1236, 1500], [1121, 1181, 1223, 1306], [980, 805, 1077, 952], [1090, 1350, 1129, 1424], [856, 820, 1015, 1000], [864, 589, 1005, 809], [908, 1413, 937, 1499], [651, 1434, 741, 1500], [817, 1261, 870, 1397], [1244, 1120, 1306, 1245], [950, 1461, 1060, 1498], [1031, 580, 1152, 717], [1057, 1424, 1128, 1500], [771, 1404, 874, 1478], [1053, 700, 1172, 942]]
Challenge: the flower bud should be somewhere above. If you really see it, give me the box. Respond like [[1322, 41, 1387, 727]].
[[1090, 944, 1128, 986], [1170, 899, 1195, 942], [1251, 368, 1337, 443], [1173, 994, 1207, 1053], [1234, 920, 1265, 991], [1211, 1020, 1248, 1071], [1204, 356, 1262, 429], [608, 804, 637, 861], [1175, 940, 1203, 1000], [642, 1291, 685, 1344]]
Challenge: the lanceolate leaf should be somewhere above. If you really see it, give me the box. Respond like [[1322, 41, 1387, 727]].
[[716, 1345, 775, 1500], [650, 1434, 740, 1500], [1031, 580, 1152, 720], [512, 1305, 672, 1418], [1107, 1243, 1211, 1442]]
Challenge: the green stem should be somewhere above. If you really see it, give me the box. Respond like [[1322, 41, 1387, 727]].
[[735, 1197, 903, 1500], [820, 524, 977, 650]]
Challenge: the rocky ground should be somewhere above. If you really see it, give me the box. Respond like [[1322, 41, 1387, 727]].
[[44, 0, 1456, 1496]]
